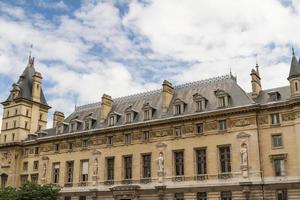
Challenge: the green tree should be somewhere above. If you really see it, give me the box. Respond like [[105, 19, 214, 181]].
[[0, 182, 60, 200]]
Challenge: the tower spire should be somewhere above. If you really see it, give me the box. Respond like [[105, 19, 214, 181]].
[[292, 47, 295, 56]]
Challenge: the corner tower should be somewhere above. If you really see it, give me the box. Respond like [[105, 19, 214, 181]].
[[288, 48, 300, 97], [0, 56, 51, 144]]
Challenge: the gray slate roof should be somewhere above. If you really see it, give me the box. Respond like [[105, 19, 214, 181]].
[[254, 86, 291, 104], [3, 57, 48, 106], [288, 55, 300, 79], [35, 74, 258, 139]]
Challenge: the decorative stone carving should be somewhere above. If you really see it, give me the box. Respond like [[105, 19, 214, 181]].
[[282, 112, 296, 122], [133, 132, 141, 140], [259, 115, 268, 125], [1, 152, 12, 167], [157, 152, 165, 183], [236, 132, 251, 139], [93, 158, 99, 176], [240, 143, 249, 178], [205, 121, 217, 131], [231, 117, 255, 127], [115, 135, 123, 143]]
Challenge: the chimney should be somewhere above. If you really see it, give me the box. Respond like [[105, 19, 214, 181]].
[[32, 72, 42, 103], [53, 111, 65, 127], [250, 63, 262, 99], [162, 80, 174, 112], [100, 94, 113, 123]]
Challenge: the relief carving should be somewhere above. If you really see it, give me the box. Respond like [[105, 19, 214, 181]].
[[205, 121, 217, 131], [133, 132, 141, 140], [282, 112, 296, 122], [75, 140, 82, 148], [231, 117, 255, 127], [259, 115, 268, 125], [115, 135, 123, 143], [1, 152, 12, 167]]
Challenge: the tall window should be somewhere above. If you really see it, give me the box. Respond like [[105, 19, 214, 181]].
[[12, 133, 15, 141], [295, 81, 299, 92], [124, 156, 132, 180], [219, 146, 231, 173], [25, 121, 28, 129], [66, 161, 74, 183], [271, 113, 280, 125], [126, 113, 132, 123], [107, 157, 114, 180], [13, 120, 16, 128], [23, 162, 28, 171], [4, 135, 6, 143], [31, 174, 38, 184], [175, 104, 182, 115], [20, 175, 28, 185], [274, 159, 285, 176], [174, 151, 184, 176], [52, 163, 60, 184], [107, 136, 113, 145], [144, 110, 150, 120], [81, 160, 89, 182], [125, 134, 131, 144], [221, 191, 232, 200], [1, 174, 8, 188], [142, 154, 151, 178], [196, 123, 204, 134], [174, 193, 184, 200], [79, 197, 86, 200], [175, 127, 182, 137], [143, 131, 150, 142], [218, 96, 226, 108], [55, 143, 60, 152], [34, 147, 39, 155], [26, 109, 29, 116], [196, 100, 206, 111], [272, 134, 283, 148], [109, 116, 115, 126], [219, 120, 227, 131], [276, 189, 287, 200], [33, 161, 39, 171], [197, 192, 207, 200], [196, 149, 207, 175]]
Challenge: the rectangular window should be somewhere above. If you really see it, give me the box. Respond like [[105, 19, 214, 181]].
[[174, 151, 184, 176], [34, 147, 39, 155], [31, 174, 38, 184], [221, 191, 232, 200], [79, 197, 86, 200], [23, 162, 28, 171], [126, 113, 132, 123], [107, 136, 113, 145], [125, 134, 131, 144], [81, 160, 89, 182], [142, 154, 151, 178], [68, 142, 73, 150], [107, 157, 114, 180], [109, 116, 115, 126], [15, 109, 18, 115], [143, 131, 150, 142], [20, 175, 28, 185], [197, 192, 207, 200], [66, 161, 74, 183], [124, 156, 132, 180], [33, 161, 39, 171], [64, 197, 71, 200], [174, 193, 184, 200], [144, 110, 150, 120], [196, 149, 207, 175], [4, 135, 6, 143], [175, 104, 182, 115], [276, 189, 287, 200], [272, 134, 283, 147], [196, 123, 204, 134], [13, 120, 16, 128], [219, 146, 231, 173], [52, 163, 60, 184], [12, 133, 15, 141], [219, 120, 227, 131], [196, 100, 206, 111], [274, 159, 285, 176], [175, 127, 182, 137], [55, 144, 60, 152], [82, 139, 88, 148], [218, 97, 226, 108], [271, 113, 280, 125]]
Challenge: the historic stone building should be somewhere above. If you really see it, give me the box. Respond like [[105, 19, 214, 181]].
[[1, 52, 300, 200]]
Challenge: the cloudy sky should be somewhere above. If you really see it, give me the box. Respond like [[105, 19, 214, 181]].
[[0, 0, 300, 127]]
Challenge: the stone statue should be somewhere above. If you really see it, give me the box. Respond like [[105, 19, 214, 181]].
[[157, 152, 164, 172], [93, 158, 98, 176], [42, 163, 47, 178], [240, 143, 248, 166]]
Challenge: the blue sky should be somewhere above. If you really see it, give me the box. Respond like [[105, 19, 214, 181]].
[[0, 0, 300, 127]]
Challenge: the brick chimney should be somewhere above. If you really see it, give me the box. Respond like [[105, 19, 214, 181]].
[[162, 80, 174, 112]]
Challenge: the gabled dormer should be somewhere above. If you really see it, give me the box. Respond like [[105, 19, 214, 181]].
[[268, 91, 281, 102], [84, 113, 96, 130], [69, 118, 83, 132], [125, 105, 138, 123], [56, 122, 69, 134], [215, 89, 230, 108], [193, 93, 207, 112], [142, 102, 156, 120], [173, 98, 186, 115], [108, 111, 122, 126]]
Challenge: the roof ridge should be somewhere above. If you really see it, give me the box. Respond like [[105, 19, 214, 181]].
[[75, 74, 236, 111]]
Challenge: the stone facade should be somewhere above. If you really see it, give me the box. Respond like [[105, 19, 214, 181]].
[[1, 54, 300, 200]]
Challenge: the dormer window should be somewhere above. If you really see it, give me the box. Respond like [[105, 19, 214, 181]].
[[215, 89, 230, 108], [69, 118, 82, 132], [84, 114, 96, 130], [56, 122, 69, 134], [142, 102, 156, 121], [193, 93, 207, 112], [268, 91, 280, 101], [125, 105, 138, 124], [108, 112, 121, 126], [173, 98, 186, 115]]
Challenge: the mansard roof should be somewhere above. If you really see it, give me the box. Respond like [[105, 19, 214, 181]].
[[2, 57, 48, 106], [34, 74, 256, 139], [254, 85, 291, 104]]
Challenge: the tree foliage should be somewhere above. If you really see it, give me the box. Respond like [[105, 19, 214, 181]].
[[0, 182, 60, 200]]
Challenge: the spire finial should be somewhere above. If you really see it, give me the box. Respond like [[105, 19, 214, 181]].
[[28, 44, 34, 66], [292, 47, 295, 56], [229, 66, 232, 75]]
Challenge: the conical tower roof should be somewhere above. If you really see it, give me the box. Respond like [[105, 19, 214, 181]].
[[288, 49, 300, 80], [2, 56, 49, 106]]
